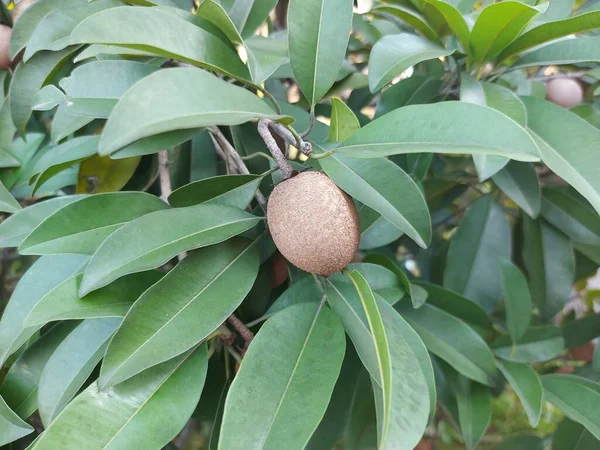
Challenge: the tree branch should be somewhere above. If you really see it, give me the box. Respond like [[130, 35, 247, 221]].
[[227, 314, 254, 347], [158, 150, 172, 203], [257, 119, 293, 179]]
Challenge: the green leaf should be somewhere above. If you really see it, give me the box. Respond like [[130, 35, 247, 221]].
[[288, 0, 353, 104], [0, 181, 21, 214], [368, 33, 453, 93], [0, 395, 33, 446], [336, 102, 540, 161], [469, 1, 543, 65], [9, 46, 79, 136], [357, 203, 403, 250], [512, 36, 600, 69], [51, 103, 94, 144], [23, 0, 122, 61], [500, 261, 533, 344], [111, 128, 204, 159], [226, 0, 278, 38], [0, 321, 79, 419], [219, 303, 346, 450], [329, 98, 360, 142], [24, 272, 164, 327], [541, 187, 600, 246], [493, 161, 541, 218], [245, 35, 289, 84], [420, 0, 470, 52], [99, 68, 287, 155], [498, 11, 600, 62], [553, 417, 600, 450], [320, 154, 431, 248], [195, 0, 243, 44], [371, 5, 440, 42], [79, 204, 260, 295], [395, 302, 497, 385], [266, 276, 322, 316], [58, 60, 161, 119], [0, 196, 84, 247], [73, 44, 157, 62], [456, 379, 491, 450], [169, 174, 262, 209], [562, 314, 600, 349], [100, 238, 259, 387], [444, 196, 511, 312], [496, 359, 543, 426], [30, 345, 208, 450], [331, 262, 406, 305], [20, 192, 169, 255], [522, 215, 574, 319], [493, 325, 565, 362], [70, 6, 249, 79], [38, 318, 121, 426], [375, 75, 442, 118], [32, 85, 65, 111], [542, 374, 600, 439], [0, 255, 87, 366]]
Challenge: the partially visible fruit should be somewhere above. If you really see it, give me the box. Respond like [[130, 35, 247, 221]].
[[0, 25, 11, 70], [546, 78, 583, 109], [271, 251, 289, 288]]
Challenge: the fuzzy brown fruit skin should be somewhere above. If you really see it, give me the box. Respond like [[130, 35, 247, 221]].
[[267, 171, 360, 277], [546, 78, 583, 109], [12, 0, 35, 24], [0, 25, 11, 70]]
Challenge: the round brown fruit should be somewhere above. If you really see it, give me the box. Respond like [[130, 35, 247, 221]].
[[0, 25, 11, 70], [546, 78, 583, 109], [267, 171, 360, 276], [12, 0, 35, 24]]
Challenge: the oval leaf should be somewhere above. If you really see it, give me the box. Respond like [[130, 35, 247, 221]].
[[168, 174, 262, 209], [500, 260, 533, 344], [492, 161, 541, 218], [497, 359, 543, 427]]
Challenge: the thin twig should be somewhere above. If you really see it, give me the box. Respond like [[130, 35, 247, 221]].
[[225, 345, 243, 363], [158, 150, 172, 203], [257, 119, 293, 179], [269, 121, 313, 156], [227, 314, 254, 346], [300, 107, 316, 138], [245, 314, 271, 328]]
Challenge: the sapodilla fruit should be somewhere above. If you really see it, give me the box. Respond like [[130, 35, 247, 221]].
[[267, 171, 360, 276], [0, 25, 11, 70], [546, 78, 583, 109], [12, 0, 36, 23]]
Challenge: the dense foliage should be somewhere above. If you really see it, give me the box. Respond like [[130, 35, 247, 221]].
[[0, 0, 599, 448]]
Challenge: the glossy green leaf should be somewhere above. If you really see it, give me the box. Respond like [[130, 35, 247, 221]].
[[336, 102, 540, 161], [553, 417, 600, 450], [357, 203, 403, 250], [266, 276, 322, 316], [25, 272, 163, 327], [522, 215, 574, 319], [396, 302, 497, 385], [30, 345, 208, 450], [498, 11, 600, 62], [226, 0, 278, 38], [100, 239, 259, 387], [80, 204, 260, 295], [375, 75, 442, 118], [111, 128, 204, 159], [368, 33, 452, 93], [70, 6, 249, 79], [288, 0, 353, 104], [562, 314, 600, 349], [58, 60, 160, 119], [23, 0, 122, 61], [513, 36, 600, 69], [32, 85, 65, 111], [51, 103, 94, 144], [245, 35, 289, 83], [496, 359, 543, 426], [493, 161, 541, 218], [542, 374, 600, 439], [38, 318, 121, 426], [0, 133, 45, 191], [421, 0, 470, 52], [469, 2, 543, 65], [493, 325, 565, 363], [330, 263, 406, 305], [73, 44, 157, 62], [9, 46, 79, 136], [0, 321, 79, 419], [329, 98, 360, 142], [444, 196, 511, 312], [371, 5, 439, 42], [195, 0, 242, 44], [20, 192, 169, 255], [99, 68, 286, 155], [0, 396, 33, 446], [0, 181, 21, 214], [0, 255, 87, 366], [501, 261, 533, 344], [219, 303, 345, 450], [320, 154, 431, 248], [169, 174, 262, 209], [456, 379, 491, 450]]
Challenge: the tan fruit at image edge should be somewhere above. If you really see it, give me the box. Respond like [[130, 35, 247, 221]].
[[12, 0, 35, 23], [546, 78, 583, 109], [267, 171, 360, 277], [0, 25, 11, 70]]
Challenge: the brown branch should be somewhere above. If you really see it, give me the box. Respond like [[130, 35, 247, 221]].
[[227, 314, 254, 346], [257, 119, 293, 179]]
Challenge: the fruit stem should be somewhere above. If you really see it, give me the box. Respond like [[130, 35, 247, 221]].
[[257, 119, 294, 179], [227, 313, 255, 347]]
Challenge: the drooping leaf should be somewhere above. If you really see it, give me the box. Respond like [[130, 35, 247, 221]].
[[553, 417, 600, 450], [542, 374, 600, 440], [493, 325, 565, 363], [288, 0, 353, 104], [69, 6, 249, 79], [0, 255, 87, 366], [219, 303, 346, 450], [357, 203, 403, 250], [195, 0, 243, 44], [0, 396, 33, 446], [492, 161, 541, 218], [512, 36, 600, 69], [20, 192, 169, 255], [100, 239, 259, 387], [30, 345, 208, 450], [329, 262, 406, 305], [420, 0, 470, 52], [245, 35, 289, 83], [79, 204, 260, 295], [456, 379, 491, 450], [444, 195, 511, 312], [32, 85, 65, 111], [169, 174, 262, 209], [329, 98, 360, 142], [500, 260, 533, 344], [38, 318, 121, 426], [320, 154, 431, 248], [226, 0, 278, 38], [368, 33, 453, 93], [496, 359, 543, 426], [99, 68, 287, 155], [522, 215, 574, 319], [336, 102, 540, 161], [24, 271, 164, 327], [0, 180, 21, 214]]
